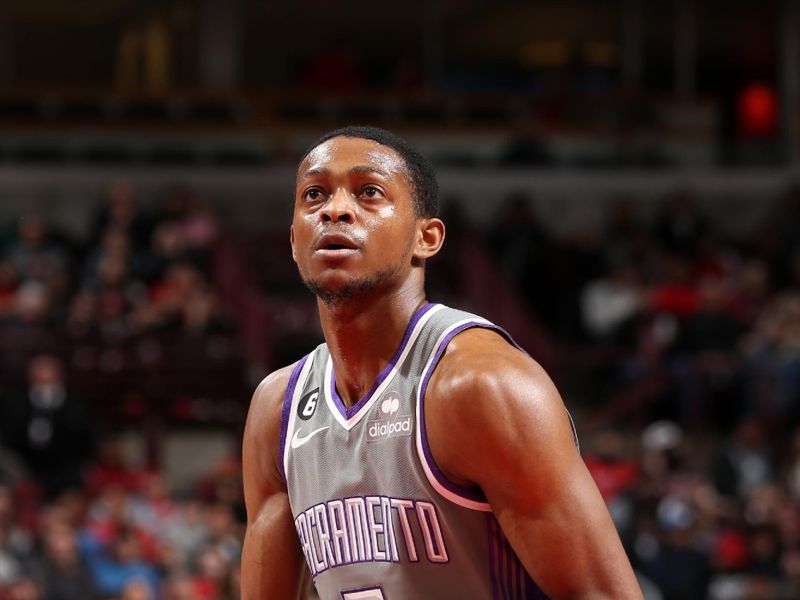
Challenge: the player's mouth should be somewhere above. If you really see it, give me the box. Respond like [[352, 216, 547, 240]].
[[314, 233, 361, 258]]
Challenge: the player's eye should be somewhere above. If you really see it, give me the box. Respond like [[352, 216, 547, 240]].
[[303, 187, 326, 202], [360, 185, 385, 199]]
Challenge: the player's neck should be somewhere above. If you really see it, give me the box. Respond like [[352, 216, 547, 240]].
[[318, 282, 426, 409]]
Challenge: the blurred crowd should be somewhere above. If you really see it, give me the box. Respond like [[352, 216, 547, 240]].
[[2, 178, 800, 599], [582, 418, 800, 600], [0, 181, 229, 372], [486, 188, 800, 430], [0, 180, 243, 421], [485, 188, 800, 599], [0, 436, 244, 600], [0, 182, 245, 599]]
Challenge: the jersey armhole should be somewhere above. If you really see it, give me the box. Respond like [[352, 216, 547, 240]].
[[415, 320, 519, 512], [277, 353, 311, 484]]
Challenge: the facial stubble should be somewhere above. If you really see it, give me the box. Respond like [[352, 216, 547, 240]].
[[302, 264, 403, 307]]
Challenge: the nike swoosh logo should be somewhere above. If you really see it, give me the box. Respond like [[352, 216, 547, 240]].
[[290, 426, 329, 449]]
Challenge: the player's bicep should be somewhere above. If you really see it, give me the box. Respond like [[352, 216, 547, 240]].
[[241, 374, 286, 524], [480, 375, 639, 599], [241, 490, 307, 600], [241, 368, 307, 600]]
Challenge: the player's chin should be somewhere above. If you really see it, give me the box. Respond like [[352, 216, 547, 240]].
[[303, 268, 383, 304], [304, 271, 357, 294]]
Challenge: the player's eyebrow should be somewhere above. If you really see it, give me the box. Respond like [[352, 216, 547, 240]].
[[348, 165, 390, 178], [300, 165, 391, 179]]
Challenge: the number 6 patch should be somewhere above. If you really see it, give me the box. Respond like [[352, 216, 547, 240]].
[[297, 388, 320, 420]]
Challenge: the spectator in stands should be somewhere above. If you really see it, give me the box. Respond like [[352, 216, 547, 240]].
[[189, 545, 229, 600], [176, 195, 219, 256], [179, 286, 229, 337], [729, 259, 772, 327], [223, 564, 241, 600], [151, 537, 183, 581], [784, 427, 800, 503], [742, 292, 800, 424], [711, 418, 774, 500], [602, 197, 653, 269], [0, 355, 95, 499], [0, 486, 33, 565], [783, 547, 800, 598], [120, 579, 156, 600], [83, 526, 160, 598], [162, 573, 195, 600], [128, 472, 175, 539], [4, 215, 69, 288], [0, 450, 26, 490], [583, 429, 640, 552], [605, 196, 641, 246], [85, 435, 144, 497], [581, 257, 643, 343], [83, 228, 138, 286], [487, 192, 552, 321], [140, 222, 186, 284], [0, 282, 54, 374], [0, 486, 33, 590], [642, 500, 711, 600], [5, 578, 42, 600], [647, 253, 699, 318], [204, 503, 241, 567], [63, 291, 99, 343], [670, 277, 745, 427], [84, 483, 134, 545], [83, 254, 148, 340], [30, 521, 98, 600], [0, 259, 18, 317], [163, 499, 209, 570], [142, 262, 204, 327], [653, 191, 707, 257], [89, 181, 150, 251]]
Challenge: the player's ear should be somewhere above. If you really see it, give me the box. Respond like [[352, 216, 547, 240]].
[[414, 218, 445, 260], [290, 225, 298, 263]]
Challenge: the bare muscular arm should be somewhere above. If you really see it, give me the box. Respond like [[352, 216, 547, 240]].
[[426, 328, 642, 600], [241, 365, 308, 600]]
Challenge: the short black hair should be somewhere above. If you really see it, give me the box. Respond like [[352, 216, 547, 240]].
[[300, 125, 439, 218]]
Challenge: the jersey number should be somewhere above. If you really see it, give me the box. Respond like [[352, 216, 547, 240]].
[[341, 588, 385, 600], [301, 392, 318, 417]]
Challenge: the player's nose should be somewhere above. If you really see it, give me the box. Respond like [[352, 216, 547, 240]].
[[320, 187, 355, 223]]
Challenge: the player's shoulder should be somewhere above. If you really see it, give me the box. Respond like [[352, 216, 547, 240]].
[[242, 361, 302, 489], [424, 326, 575, 489], [425, 326, 569, 434], [244, 362, 300, 443], [430, 326, 552, 401]]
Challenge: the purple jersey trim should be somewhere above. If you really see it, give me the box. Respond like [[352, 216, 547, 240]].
[[524, 571, 549, 600], [418, 321, 518, 504], [487, 513, 549, 600], [485, 514, 500, 600], [278, 353, 311, 483], [329, 302, 436, 420]]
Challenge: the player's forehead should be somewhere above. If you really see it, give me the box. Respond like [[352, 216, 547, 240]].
[[297, 136, 409, 182]]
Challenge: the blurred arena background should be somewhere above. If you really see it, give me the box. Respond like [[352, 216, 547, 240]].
[[0, 0, 799, 598]]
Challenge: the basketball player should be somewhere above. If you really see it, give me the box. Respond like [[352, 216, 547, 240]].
[[241, 126, 643, 599]]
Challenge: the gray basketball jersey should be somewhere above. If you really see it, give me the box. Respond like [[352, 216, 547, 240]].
[[279, 303, 551, 600]]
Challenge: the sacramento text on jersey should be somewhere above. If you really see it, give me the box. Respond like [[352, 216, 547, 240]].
[[294, 494, 449, 577]]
